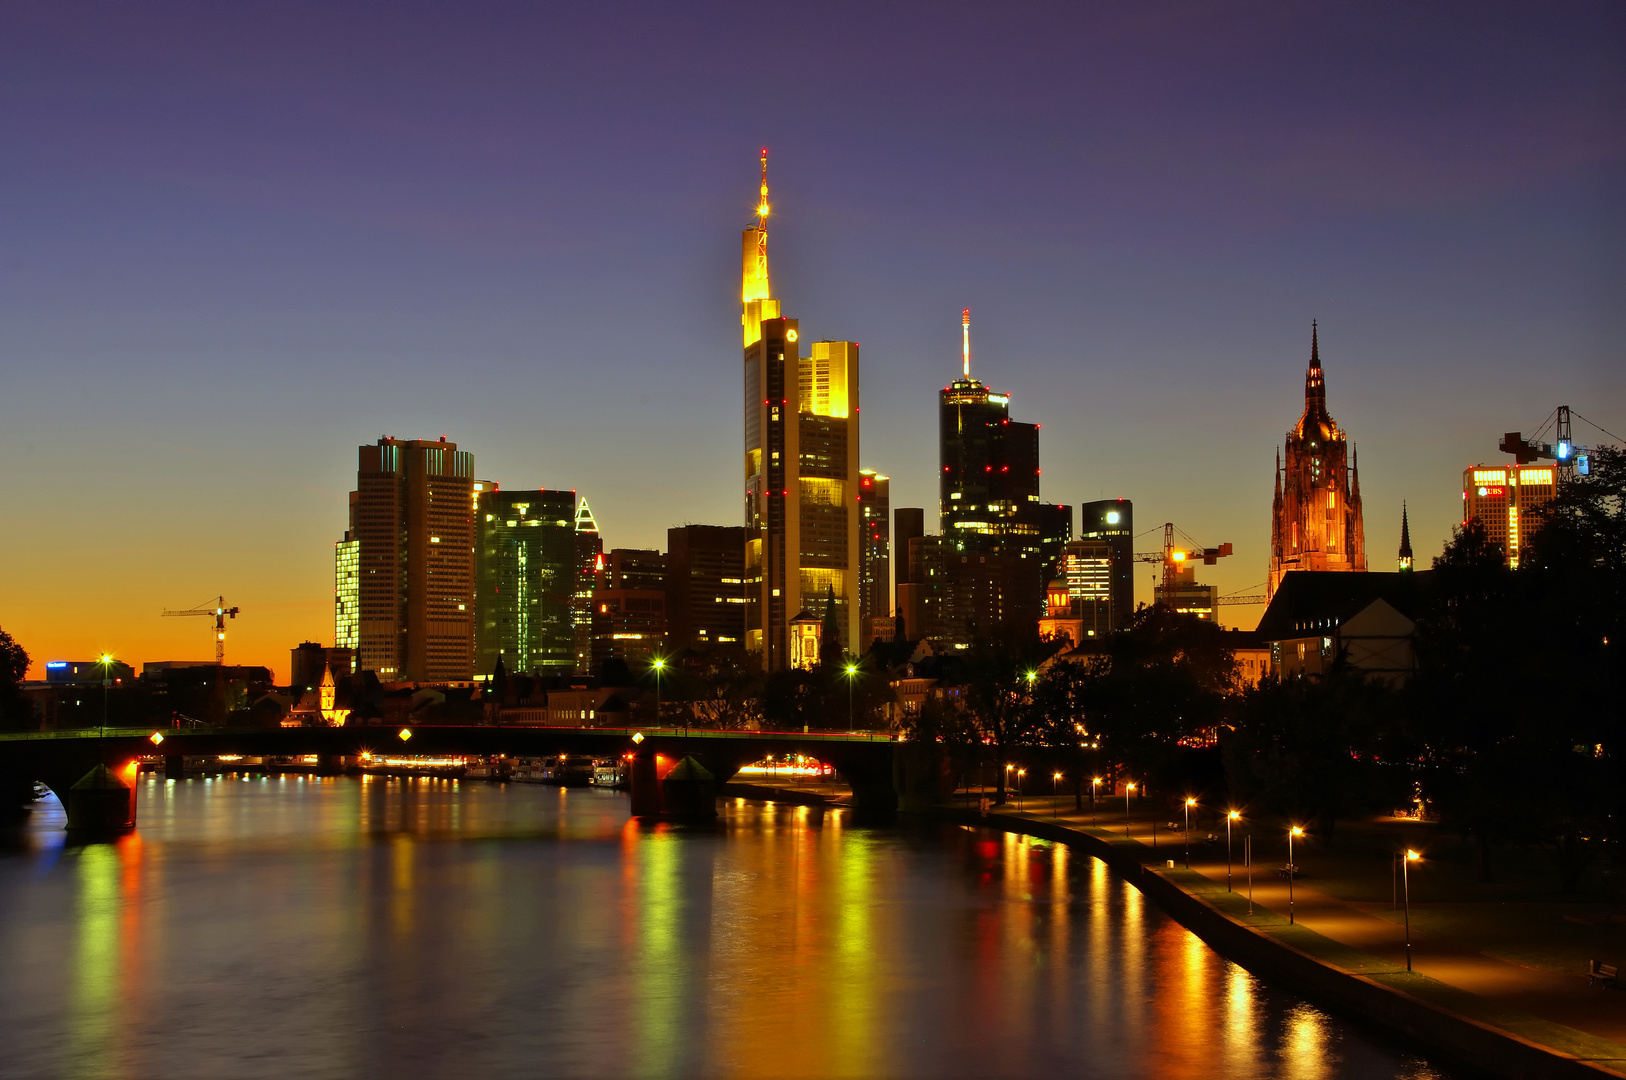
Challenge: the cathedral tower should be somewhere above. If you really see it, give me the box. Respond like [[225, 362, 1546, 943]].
[[1268, 323, 1366, 599]]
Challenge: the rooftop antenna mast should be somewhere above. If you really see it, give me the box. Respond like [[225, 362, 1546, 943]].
[[962, 308, 971, 379], [756, 148, 769, 229]]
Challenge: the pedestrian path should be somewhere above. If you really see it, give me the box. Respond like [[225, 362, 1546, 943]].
[[998, 801, 1626, 1075]]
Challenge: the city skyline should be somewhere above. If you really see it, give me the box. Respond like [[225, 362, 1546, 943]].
[[3, 2, 1622, 677]]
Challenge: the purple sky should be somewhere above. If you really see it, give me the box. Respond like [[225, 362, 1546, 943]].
[[2, 1, 1622, 674]]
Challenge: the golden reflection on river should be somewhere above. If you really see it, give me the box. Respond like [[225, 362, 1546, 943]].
[[0, 775, 1462, 1080]]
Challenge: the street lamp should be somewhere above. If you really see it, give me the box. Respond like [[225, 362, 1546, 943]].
[[1017, 768, 1026, 811], [1052, 771, 1062, 818], [1226, 810, 1241, 892], [1005, 763, 1013, 806], [1091, 776, 1102, 827], [1184, 797, 1196, 868], [97, 653, 115, 737], [1125, 781, 1136, 836], [1403, 849, 1421, 972], [1288, 825, 1304, 924], [844, 661, 858, 732], [650, 656, 668, 734]]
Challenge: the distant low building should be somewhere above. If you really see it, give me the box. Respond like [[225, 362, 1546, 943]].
[[1256, 570, 1426, 686]]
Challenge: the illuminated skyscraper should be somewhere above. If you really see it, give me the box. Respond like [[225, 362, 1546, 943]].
[[858, 470, 890, 646], [1462, 464, 1555, 569], [475, 485, 578, 678], [939, 309, 1047, 628], [1079, 498, 1134, 629], [350, 437, 475, 681], [741, 151, 861, 669], [573, 498, 602, 673], [334, 492, 359, 652], [1268, 324, 1366, 600]]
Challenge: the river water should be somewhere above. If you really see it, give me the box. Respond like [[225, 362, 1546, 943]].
[[0, 775, 1461, 1079]]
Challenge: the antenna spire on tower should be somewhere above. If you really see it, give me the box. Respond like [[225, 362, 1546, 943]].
[[962, 308, 971, 378], [757, 147, 769, 229]]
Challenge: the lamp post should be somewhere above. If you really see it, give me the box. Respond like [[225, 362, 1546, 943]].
[[1184, 797, 1196, 869], [1226, 810, 1240, 892], [1403, 849, 1421, 972], [1091, 776, 1102, 827], [1016, 768, 1026, 812], [1124, 781, 1135, 836], [1052, 771, 1062, 818], [844, 661, 858, 733], [98, 653, 115, 737], [1288, 825, 1304, 924], [650, 656, 667, 735]]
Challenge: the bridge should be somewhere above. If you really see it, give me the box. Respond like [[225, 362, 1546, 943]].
[[0, 725, 946, 831]]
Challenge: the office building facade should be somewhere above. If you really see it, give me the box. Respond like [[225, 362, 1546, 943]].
[[573, 498, 603, 673], [665, 525, 748, 651], [858, 470, 890, 647], [1462, 464, 1555, 569], [1078, 498, 1134, 630], [475, 485, 579, 678], [740, 152, 861, 669], [348, 437, 475, 681]]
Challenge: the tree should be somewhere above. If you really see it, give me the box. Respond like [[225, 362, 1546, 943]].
[[0, 627, 29, 730]]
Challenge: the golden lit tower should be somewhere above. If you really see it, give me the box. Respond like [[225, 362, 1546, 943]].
[[740, 151, 861, 670], [1268, 323, 1366, 599]]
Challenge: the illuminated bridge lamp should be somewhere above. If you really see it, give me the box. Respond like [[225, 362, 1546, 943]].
[[631, 732, 644, 745], [398, 728, 412, 742], [149, 732, 164, 746]]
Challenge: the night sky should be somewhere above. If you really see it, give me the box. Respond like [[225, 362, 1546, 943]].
[[3, 2, 1621, 677]]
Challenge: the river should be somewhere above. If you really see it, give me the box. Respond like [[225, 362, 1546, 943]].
[[0, 774, 1462, 1079]]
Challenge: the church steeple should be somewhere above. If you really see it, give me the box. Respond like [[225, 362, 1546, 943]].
[[1398, 501, 1414, 571], [1299, 320, 1330, 437]]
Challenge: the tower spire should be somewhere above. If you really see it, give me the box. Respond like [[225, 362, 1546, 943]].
[[1398, 501, 1414, 571], [756, 147, 769, 230], [962, 308, 971, 378]]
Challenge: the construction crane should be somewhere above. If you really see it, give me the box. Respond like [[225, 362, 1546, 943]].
[[1499, 404, 1618, 479], [1131, 523, 1258, 610], [162, 596, 240, 664]]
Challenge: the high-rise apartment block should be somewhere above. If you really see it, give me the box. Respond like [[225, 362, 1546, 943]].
[[740, 152, 861, 669], [858, 470, 890, 647], [474, 485, 578, 678], [665, 525, 748, 651], [347, 437, 475, 681], [1268, 324, 1366, 600], [1462, 464, 1555, 569]]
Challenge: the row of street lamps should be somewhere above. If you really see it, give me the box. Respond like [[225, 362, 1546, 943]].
[[1003, 774, 1426, 973]]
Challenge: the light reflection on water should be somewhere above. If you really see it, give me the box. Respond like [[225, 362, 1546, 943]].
[[0, 776, 1461, 1079]]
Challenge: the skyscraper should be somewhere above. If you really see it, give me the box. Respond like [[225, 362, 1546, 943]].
[[1461, 464, 1555, 569], [1079, 498, 1134, 629], [572, 498, 602, 673], [740, 151, 861, 669], [334, 492, 359, 653], [349, 437, 475, 681], [665, 525, 748, 651], [939, 309, 1046, 628], [858, 469, 890, 647], [474, 485, 578, 678], [1268, 324, 1366, 600]]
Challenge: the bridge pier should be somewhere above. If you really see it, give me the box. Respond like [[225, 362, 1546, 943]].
[[66, 764, 137, 833]]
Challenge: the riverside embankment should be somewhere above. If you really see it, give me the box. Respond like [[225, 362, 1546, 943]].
[[943, 802, 1626, 1080]]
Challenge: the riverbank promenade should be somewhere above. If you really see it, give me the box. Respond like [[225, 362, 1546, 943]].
[[977, 794, 1626, 1078]]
